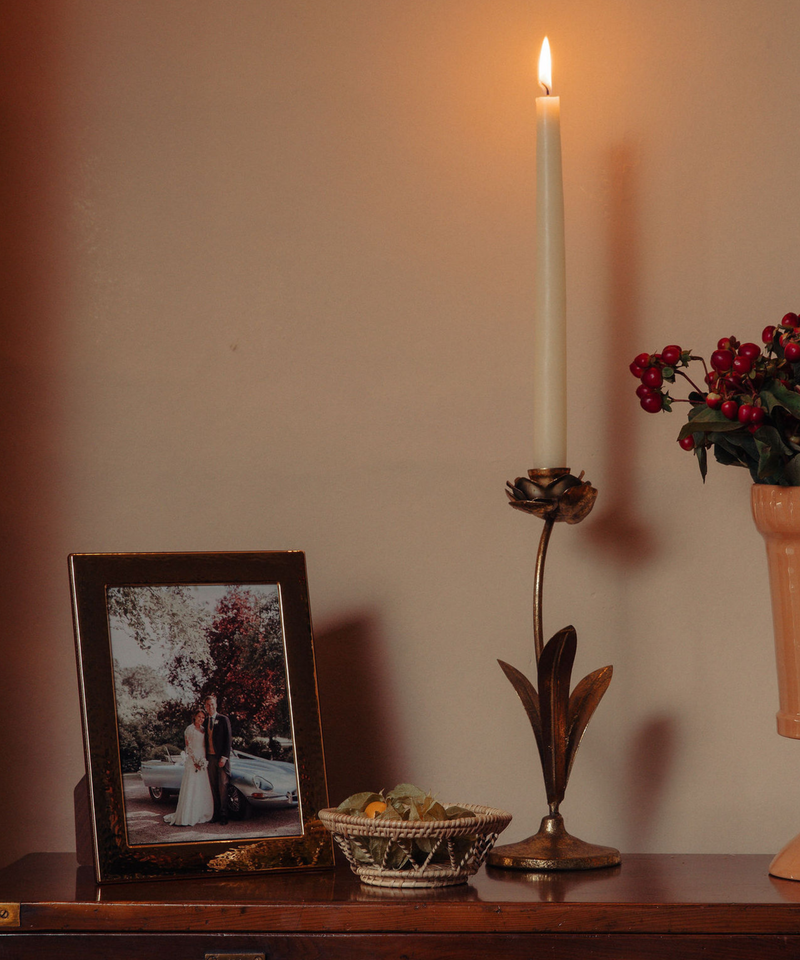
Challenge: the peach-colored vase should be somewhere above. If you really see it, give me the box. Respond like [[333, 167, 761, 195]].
[[752, 484, 800, 879]]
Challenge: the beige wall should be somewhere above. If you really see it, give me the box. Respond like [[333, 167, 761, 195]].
[[3, 0, 800, 866]]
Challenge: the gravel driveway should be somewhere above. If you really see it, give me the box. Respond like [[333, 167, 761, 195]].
[[122, 773, 303, 846]]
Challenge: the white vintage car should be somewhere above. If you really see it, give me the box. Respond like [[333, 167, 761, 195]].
[[139, 746, 298, 818]]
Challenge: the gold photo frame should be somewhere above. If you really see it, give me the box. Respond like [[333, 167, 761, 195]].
[[69, 551, 333, 882]]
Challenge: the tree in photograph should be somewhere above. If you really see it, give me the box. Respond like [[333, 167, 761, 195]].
[[198, 587, 289, 739], [108, 585, 211, 699], [113, 661, 184, 772], [116, 663, 169, 712]]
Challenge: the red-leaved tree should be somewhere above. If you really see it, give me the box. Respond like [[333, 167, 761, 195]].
[[196, 587, 288, 738]]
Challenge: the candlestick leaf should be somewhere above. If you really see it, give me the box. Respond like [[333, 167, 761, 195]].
[[497, 659, 544, 767], [538, 625, 576, 808], [565, 665, 613, 784]]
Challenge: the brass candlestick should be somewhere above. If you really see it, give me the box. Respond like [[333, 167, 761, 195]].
[[486, 467, 620, 872]]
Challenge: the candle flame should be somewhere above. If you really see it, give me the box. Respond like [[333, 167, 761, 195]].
[[538, 37, 552, 95]]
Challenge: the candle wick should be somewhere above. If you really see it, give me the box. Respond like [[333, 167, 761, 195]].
[[541, 83, 551, 96]]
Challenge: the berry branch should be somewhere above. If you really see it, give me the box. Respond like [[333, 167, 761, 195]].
[[631, 314, 800, 484], [674, 369, 705, 396]]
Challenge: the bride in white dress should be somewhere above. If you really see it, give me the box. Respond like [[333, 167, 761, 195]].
[[164, 708, 215, 827]]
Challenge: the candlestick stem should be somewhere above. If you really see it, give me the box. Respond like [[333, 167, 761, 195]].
[[533, 516, 554, 663]]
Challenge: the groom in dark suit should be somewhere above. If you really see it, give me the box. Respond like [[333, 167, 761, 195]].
[[203, 694, 232, 824]]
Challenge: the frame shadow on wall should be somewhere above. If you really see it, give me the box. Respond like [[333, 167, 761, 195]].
[[314, 613, 403, 807]]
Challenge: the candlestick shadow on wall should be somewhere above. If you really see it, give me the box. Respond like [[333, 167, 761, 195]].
[[586, 141, 657, 567], [486, 468, 620, 871]]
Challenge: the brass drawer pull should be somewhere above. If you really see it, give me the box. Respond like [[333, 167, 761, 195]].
[[0, 903, 19, 927], [205, 955, 265, 960]]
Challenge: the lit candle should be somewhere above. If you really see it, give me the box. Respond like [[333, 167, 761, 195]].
[[533, 37, 567, 469]]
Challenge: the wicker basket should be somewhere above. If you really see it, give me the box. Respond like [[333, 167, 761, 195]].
[[318, 803, 512, 888]]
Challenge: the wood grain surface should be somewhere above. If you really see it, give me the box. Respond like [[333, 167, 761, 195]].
[[0, 853, 799, 937]]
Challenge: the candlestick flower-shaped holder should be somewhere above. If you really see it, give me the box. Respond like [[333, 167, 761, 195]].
[[487, 467, 620, 871]]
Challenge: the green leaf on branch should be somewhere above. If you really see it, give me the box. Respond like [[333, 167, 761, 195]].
[[787, 456, 800, 486], [755, 434, 783, 482], [695, 440, 707, 481], [712, 443, 746, 467], [715, 430, 758, 461], [686, 403, 710, 422], [710, 431, 758, 471], [755, 424, 793, 456], [751, 423, 792, 483], [677, 407, 741, 441], [761, 382, 800, 419]]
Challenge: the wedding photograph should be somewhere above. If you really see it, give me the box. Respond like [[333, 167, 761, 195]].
[[107, 582, 302, 846]]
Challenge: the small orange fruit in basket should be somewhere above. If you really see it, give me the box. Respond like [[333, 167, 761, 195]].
[[364, 800, 387, 819]]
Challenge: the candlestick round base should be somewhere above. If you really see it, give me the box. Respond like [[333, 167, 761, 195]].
[[486, 814, 620, 872]]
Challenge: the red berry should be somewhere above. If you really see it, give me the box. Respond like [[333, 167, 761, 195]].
[[706, 392, 722, 408], [763, 325, 776, 343], [721, 400, 739, 420], [630, 361, 646, 378], [641, 366, 663, 388], [640, 394, 663, 413], [711, 349, 734, 372], [783, 313, 799, 328], [678, 436, 695, 451], [738, 342, 761, 361], [717, 338, 732, 350], [749, 406, 766, 425], [737, 403, 753, 424], [636, 384, 654, 400], [634, 353, 650, 367], [732, 354, 753, 375], [786, 341, 800, 362], [661, 345, 682, 366]]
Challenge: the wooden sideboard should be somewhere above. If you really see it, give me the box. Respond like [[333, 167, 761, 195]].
[[0, 853, 799, 958]]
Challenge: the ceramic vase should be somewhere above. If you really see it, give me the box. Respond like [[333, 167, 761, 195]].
[[752, 484, 800, 879]]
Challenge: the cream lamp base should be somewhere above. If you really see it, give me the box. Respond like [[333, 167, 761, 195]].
[[770, 833, 800, 880]]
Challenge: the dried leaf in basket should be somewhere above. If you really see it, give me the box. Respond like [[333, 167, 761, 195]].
[[411, 835, 443, 860], [386, 783, 427, 801], [350, 834, 411, 870], [380, 801, 402, 820], [445, 804, 475, 819], [337, 791, 383, 815], [383, 840, 412, 870], [335, 784, 479, 826], [410, 798, 447, 821], [434, 838, 475, 866]]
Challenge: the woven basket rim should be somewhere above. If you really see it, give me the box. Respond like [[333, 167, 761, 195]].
[[318, 802, 512, 836]]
